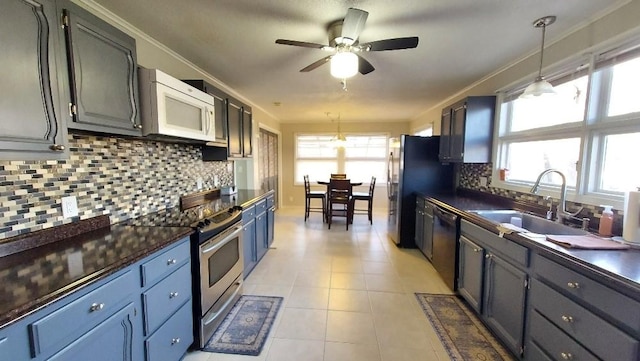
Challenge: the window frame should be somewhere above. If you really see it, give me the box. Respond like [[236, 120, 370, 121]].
[[492, 38, 640, 210], [293, 132, 390, 186]]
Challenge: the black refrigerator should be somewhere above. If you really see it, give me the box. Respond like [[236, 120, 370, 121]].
[[387, 135, 455, 248]]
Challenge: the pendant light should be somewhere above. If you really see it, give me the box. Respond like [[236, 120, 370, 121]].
[[520, 15, 557, 99], [326, 112, 348, 148]]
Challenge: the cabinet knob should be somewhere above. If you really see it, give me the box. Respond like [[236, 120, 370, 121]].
[[49, 144, 65, 151], [560, 352, 573, 360], [561, 315, 574, 323], [169, 292, 179, 299], [133, 124, 142, 129], [473, 248, 481, 253], [485, 254, 492, 259], [167, 258, 177, 265], [171, 338, 181, 345], [89, 303, 105, 312], [567, 282, 580, 289]]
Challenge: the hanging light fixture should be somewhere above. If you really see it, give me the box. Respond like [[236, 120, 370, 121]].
[[520, 15, 557, 99], [326, 112, 348, 147], [330, 51, 358, 79]]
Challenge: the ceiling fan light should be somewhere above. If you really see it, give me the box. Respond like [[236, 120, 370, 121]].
[[330, 52, 358, 79], [520, 77, 557, 98]]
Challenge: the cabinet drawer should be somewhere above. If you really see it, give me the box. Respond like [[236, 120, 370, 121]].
[[242, 205, 255, 222], [267, 195, 275, 208], [30, 270, 136, 357], [531, 279, 639, 361], [255, 199, 267, 214], [528, 310, 599, 361], [143, 263, 192, 335], [524, 339, 554, 361], [141, 240, 190, 287], [461, 220, 529, 267], [146, 300, 193, 361], [535, 255, 640, 335]]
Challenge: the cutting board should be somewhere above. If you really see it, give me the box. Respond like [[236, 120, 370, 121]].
[[545, 234, 630, 250]]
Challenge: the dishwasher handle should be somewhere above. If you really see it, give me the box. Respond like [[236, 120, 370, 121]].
[[434, 207, 458, 225]]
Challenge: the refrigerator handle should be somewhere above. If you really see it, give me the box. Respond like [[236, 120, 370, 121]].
[[387, 152, 393, 199]]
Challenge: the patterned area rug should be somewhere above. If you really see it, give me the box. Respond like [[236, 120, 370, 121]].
[[415, 293, 515, 361], [203, 295, 283, 356]]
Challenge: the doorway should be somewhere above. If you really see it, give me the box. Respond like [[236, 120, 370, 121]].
[[258, 128, 279, 208]]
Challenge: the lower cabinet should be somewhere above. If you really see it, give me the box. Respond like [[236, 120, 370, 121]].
[[0, 236, 192, 361], [414, 197, 434, 260], [48, 303, 137, 361], [255, 210, 268, 261], [242, 206, 257, 276], [242, 193, 275, 278], [459, 219, 529, 358]]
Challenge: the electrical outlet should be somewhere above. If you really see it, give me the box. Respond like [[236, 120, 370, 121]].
[[479, 177, 488, 187], [214, 175, 220, 187], [196, 178, 203, 190], [61, 196, 79, 219], [227, 162, 233, 172]]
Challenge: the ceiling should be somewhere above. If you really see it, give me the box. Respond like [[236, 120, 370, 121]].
[[92, 0, 624, 123]]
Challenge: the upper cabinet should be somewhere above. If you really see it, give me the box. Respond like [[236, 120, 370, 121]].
[[439, 96, 496, 163], [227, 98, 243, 158], [58, 0, 141, 136], [0, 0, 68, 160], [242, 106, 253, 157]]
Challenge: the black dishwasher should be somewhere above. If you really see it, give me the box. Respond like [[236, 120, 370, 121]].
[[432, 206, 459, 291]]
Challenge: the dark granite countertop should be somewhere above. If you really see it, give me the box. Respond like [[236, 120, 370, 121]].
[[231, 189, 275, 208], [0, 222, 192, 328], [423, 193, 640, 301]]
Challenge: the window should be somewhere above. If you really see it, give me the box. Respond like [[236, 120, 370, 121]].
[[295, 134, 388, 184], [415, 127, 433, 137], [496, 41, 640, 206]]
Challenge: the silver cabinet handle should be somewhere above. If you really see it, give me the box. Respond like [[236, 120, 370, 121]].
[[561, 315, 574, 323], [567, 282, 580, 289], [169, 292, 179, 299], [561, 352, 573, 360], [485, 254, 492, 259], [133, 124, 142, 129], [89, 303, 105, 312], [49, 144, 65, 151], [473, 248, 481, 252], [171, 338, 180, 345], [167, 259, 177, 265]]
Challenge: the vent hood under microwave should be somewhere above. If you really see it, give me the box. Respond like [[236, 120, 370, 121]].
[[139, 68, 220, 144]]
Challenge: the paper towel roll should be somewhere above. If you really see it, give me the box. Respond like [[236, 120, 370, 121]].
[[623, 190, 640, 243]]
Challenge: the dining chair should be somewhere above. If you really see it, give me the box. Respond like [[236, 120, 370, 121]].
[[327, 178, 353, 230], [330, 173, 347, 179], [304, 175, 326, 222], [352, 176, 376, 225]]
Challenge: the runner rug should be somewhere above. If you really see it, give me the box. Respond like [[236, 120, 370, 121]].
[[415, 293, 515, 361], [203, 295, 283, 356]]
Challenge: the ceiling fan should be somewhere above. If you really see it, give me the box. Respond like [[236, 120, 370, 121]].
[[275, 8, 419, 78]]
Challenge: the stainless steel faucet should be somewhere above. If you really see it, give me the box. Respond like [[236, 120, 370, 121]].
[[530, 169, 581, 223]]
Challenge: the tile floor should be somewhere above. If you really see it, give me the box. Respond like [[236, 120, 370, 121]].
[[184, 207, 454, 361]]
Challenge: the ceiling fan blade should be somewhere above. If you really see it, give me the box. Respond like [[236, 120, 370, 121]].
[[363, 37, 419, 51], [275, 39, 328, 49], [300, 56, 332, 72], [341, 8, 368, 44], [357, 55, 375, 75]]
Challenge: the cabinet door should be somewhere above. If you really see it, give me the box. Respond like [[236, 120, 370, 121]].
[[242, 218, 256, 277], [212, 93, 228, 144], [457, 235, 484, 312], [61, 2, 141, 136], [255, 211, 268, 261], [438, 108, 451, 161], [48, 303, 137, 361], [414, 205, 424, 250], [422, 210, 434, 260], [0, 0, 67, 160], [483, 253, 527, 357], [242, 107, 253, 157], [449, 103, 466, 162], [267, 206, 275, 247], [227, 100, 242, 157]]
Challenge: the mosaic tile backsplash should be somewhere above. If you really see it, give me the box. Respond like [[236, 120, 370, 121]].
[[458, 163, 623, 233], [0, 134, 233, 240]]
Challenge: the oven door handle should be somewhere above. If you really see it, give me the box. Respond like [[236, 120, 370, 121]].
[[201, 225, 242, 254], [202, 280, 243, 326]]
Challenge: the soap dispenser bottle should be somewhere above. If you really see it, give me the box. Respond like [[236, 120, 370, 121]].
[[599, 205, 614, 237]]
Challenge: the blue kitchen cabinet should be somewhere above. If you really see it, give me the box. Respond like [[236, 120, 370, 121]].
[[266, 194, 275, 247], [48, 303, 137, 361], [457, 235, 485, 312], [242, 204, 258, 277], [255, 210, 268, 262], [483, 252, 527, 357]]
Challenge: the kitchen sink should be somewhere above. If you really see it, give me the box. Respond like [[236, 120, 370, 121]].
[[468, 210, 588, 236]]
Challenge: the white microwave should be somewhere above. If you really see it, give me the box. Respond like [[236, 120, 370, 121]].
[[139, 68, 215, 142]]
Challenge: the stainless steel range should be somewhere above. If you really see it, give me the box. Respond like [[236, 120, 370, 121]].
[[125, 193, 244, 348]]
